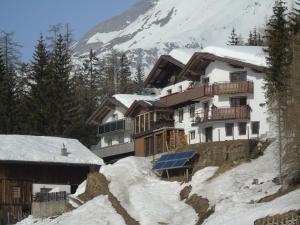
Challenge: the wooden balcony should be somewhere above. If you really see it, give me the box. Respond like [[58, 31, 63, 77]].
[[193, 106, 251, 124], [214, 81, 254, 95], [212, 106, 251, 120], [159, 85, 213, 107], [159, 81, 253, 107]]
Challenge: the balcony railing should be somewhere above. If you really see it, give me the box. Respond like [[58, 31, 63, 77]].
[[133, 119, 175, 138], [159, 81, 253, 107], [153, 119, 174, 130], [159, 85, 213, 107], [98, 119, 132, 135], [214, 81, 254, 95], [192, 106, 251, 124]]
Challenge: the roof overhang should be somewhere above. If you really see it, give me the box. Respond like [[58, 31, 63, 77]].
[[144, 55, 185, 88], [125, 100, 172, 117], [86, 97, 128, 125], [180, 52, 267, 81]]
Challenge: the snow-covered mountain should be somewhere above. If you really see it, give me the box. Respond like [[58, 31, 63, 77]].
[[73, 0, 293, 72]]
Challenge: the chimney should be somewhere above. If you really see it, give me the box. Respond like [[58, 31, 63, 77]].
[[61, 143, 68, 156]]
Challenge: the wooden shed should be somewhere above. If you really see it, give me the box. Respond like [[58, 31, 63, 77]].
[[0, 135, 103, 224]]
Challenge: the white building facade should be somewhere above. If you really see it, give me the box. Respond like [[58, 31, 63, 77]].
[[158, 46, 269, 144]]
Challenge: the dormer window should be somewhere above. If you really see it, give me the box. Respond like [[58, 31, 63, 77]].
[[230, 71, 247, 82], [167, 89, 172, 95]]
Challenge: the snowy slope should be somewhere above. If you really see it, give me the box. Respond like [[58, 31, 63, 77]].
[[18, 196, 126, 225], [73, 0, 293, 71], [17, 140, 300, 225]]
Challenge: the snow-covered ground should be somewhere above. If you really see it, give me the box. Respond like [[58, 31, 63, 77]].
[[17, 140, 300, 225]]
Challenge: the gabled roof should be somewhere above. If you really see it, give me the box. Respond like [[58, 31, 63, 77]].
[[86, 97, 127, 125], [86, 94, 158, 125], [144, 55, 185, 88], [181, 46, 267, 80], [0, 135, 103, 166], [125, 100, 172, 117]]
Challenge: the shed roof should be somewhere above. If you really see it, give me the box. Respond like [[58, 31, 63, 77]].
[[0, 135, 103, 166]]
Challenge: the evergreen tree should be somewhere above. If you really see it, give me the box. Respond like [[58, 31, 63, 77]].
[[48, 33, 76, 136], [227, 28, 238, 45], [0, 31, 22, 70], [134, 63, 145, 94], [265, 0, 291, 184], [0, 32, 21, 133], [119, 53, 133, 94], [248, 31, 254, 45], [29, 34, 52, 134], [102, 50, 119, 97]]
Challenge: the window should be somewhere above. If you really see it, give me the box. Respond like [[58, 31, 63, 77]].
[[107, 138, 112, 146], [202, 77, 209, 85], [190, 131, 196, 140], [238, 122, 247, 135], [178, 109, 183, 122], [231, 97, 247, 107], [167, 89, 172, 95], [178, 85, 183, 93], [225, 123, 234, 136], [12, 186, 21, 199], [251, 121, 260, 135], [112, 113, 118, 121], [118, 135, 124, 144], [189, 105, 195, 118], [230, 71, 247, 82]]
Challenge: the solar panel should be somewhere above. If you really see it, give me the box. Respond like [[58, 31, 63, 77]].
[[153, 150, 197, 171]]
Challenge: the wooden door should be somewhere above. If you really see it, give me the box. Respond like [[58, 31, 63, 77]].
[[203, 102, 209, 121]]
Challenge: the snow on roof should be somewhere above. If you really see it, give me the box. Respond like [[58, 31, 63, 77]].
[[201, 46, 267, 67], [113, 94, 159, 108], [169, 48, 200, 65], [0, 135, 103, 165]]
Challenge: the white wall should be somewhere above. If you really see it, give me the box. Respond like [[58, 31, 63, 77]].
[[159, 80, 192, 97], [98, 106, 132, 148], [101, 107, 125, 123]]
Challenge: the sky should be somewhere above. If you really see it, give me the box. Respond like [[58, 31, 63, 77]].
[[0, 0, 138, 62]]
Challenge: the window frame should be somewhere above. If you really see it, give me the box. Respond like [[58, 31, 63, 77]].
[[238, 122, 247, 135], [190, 131, 196, 140], [225, 123, 234, 137], [178, 109, 184, 123], [230, 71, 247, 82], [251, 121, 260, 135], [189, 105, 195, 118]]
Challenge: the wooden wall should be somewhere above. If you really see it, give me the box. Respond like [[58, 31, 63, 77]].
[[135, 138, 145, 157], [0, 163, 96, 185], [0, 179, 32, 224]]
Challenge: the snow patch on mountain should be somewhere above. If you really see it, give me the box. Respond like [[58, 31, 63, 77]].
[[73, 0, 293, 72]]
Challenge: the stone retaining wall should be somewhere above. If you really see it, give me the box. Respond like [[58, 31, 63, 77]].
[[254, 210, 300, 225]]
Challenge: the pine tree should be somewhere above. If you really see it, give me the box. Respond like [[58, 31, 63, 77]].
[[29, 34, 52, 134], [119, 53, 133, 94], [253, 27, 258, 45], [265, 0, 291, 184], [0, 31, 22, 70], [227, 28, 238, 45], [0, 32, 21, 133], [248, 31, 254, 45], [102, 50, 119, 97], [134, 63, 145, 94], [48, 33, 76, 136]]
